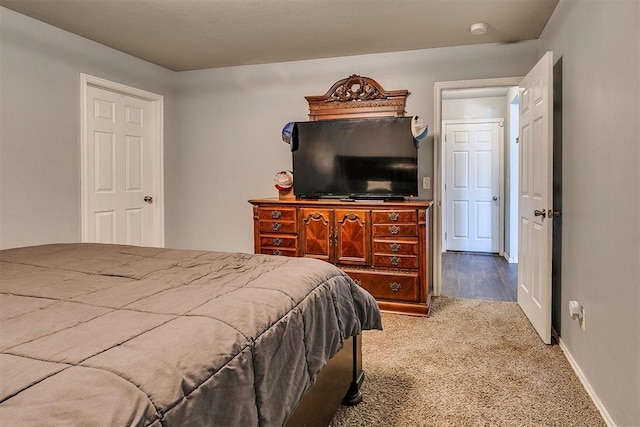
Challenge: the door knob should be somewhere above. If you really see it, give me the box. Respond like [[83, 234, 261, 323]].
[[143, 196, 153, 204], [533, 209, 546, 218], [492, 196, 498, 201]]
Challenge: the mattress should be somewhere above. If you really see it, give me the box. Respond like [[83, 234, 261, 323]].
[[0, 243, 382, 426]]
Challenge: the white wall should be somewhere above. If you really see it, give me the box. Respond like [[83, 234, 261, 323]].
[[169, 44, 538, 252], [506, 88, 519, 262], [442, 96, 507, 121], [0, 7, 175, 249], [538, 1, 640, 425]]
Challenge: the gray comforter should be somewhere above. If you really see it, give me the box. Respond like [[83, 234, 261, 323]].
[[0, 243, 382, 426]]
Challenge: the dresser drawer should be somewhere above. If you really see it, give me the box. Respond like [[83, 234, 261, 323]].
[[372, 210, 416, 224], [257, 207, 297, 221], [259, 220, 297, 234], [345, 270, 419, 302], [373, 239, 417, 256], [373, 254, 418, 269], [259, 235, 297, 249], [372, 223, 416, 237], [260, 247, 297, 257]]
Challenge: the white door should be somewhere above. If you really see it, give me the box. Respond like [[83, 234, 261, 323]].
[[82, 76, 164, 247], [518, 52, 553, 344], [445, 120, 501, 253]]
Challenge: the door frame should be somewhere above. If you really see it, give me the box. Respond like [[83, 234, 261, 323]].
[[442, 118, 505, 254], [432, 77, 522, 296], [80, 73, 165, 246]]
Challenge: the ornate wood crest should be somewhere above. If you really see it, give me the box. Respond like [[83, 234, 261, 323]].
[[305, 75, 408, 121]]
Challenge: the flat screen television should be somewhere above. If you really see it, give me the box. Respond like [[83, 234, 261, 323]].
[[291, 117, 418, 200]]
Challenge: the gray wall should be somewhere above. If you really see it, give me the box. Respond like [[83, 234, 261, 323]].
[[0, 7, 175, 249], [538, 1, 640, 425], [169, 44, 538, 252]]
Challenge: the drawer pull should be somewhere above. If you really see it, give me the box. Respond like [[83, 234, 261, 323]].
[[272, 222, 281, 231], [273, 249, 282, 256], [273, 237, 282, 246], [389, 225, 400, 235], [390, 243, 401, 252], [353, 279, 362, 286], [271, 210, 282, 219], [390, 256, 401, 266], [390, 282, 401, 292], [388, 212, 400, 221]]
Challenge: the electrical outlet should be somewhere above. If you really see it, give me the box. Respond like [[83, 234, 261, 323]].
[[422, 176, 431, 190], [569, 300, 586, 330]]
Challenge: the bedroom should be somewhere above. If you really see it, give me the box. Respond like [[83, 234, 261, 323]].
[[0, 1, 638, 426]]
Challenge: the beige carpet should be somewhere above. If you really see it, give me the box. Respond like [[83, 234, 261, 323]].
[[331, 296, 605, 427]]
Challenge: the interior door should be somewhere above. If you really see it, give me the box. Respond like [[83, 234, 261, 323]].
[[518, 51, 554, 344], [85, 85, 157, 246], [445, 120, 501, 253]]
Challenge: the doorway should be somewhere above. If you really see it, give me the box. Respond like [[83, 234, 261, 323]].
[[432, 77, 523, 299], [441, 252, 517, 301]]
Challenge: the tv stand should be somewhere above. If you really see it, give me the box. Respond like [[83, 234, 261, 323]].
[[353, 199, 385, 204], [312, 195, 407, 202], [249, 198, 432, 316], [352, 195, 407, 201]]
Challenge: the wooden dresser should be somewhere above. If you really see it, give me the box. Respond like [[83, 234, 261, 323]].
[[249, 198, 432, 316], [250, 75, 431, 315]]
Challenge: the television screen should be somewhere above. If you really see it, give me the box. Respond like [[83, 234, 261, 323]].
[[292, 117, 418, 199]]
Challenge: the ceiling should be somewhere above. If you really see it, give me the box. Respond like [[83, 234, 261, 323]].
[[0, 0, 558, 72]]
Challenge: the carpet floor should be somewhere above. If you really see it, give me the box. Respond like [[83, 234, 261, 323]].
[[330, 296, 605, 427]]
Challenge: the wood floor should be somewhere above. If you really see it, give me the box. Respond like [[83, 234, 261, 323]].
[[441, 251, 517, 302]]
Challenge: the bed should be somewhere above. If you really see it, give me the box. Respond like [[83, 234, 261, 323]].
[[0, 243, 382, 426]]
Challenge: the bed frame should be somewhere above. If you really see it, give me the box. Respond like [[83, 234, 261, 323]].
[[285, 336, 362, 426], [284, 75, 409, 426]]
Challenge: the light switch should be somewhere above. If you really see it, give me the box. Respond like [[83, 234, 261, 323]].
[[422, 176, 431, 190]]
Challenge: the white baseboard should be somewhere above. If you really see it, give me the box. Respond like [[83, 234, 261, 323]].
[[558, 338, 616, 427], [503, 252, 518, 263]]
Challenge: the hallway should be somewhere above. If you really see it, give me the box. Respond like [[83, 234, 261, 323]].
[[441, 252, 517, 302]]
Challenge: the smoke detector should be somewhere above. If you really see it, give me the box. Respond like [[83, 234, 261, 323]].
[[470, 23, 489, 36]]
